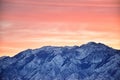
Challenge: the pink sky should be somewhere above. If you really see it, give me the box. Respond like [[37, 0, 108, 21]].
[[0, 0, 120, 56]]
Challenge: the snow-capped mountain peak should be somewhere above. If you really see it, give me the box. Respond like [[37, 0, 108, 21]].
[[0, 42, 120, 80]]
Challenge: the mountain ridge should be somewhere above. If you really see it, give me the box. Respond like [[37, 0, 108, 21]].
[[0, 42, 120, 80]]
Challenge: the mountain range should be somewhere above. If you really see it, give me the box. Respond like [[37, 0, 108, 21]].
[[0, 42, 120, 80]]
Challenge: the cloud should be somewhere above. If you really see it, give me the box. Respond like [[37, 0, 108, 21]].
[[2, 0, 119, 15], [0, 21, 119, 42], [0, 0, 120, 56]]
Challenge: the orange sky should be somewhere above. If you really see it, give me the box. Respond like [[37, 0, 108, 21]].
[[0, 0, 120, 56]]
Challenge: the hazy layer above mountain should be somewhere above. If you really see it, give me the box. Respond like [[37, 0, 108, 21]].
[[0, 42, 120, 80]]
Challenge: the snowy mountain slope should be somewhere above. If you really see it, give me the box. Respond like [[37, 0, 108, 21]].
[[0, 42, 120, 80]]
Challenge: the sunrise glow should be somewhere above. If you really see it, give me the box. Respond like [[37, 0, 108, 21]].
[[0, 0, 120, 56]]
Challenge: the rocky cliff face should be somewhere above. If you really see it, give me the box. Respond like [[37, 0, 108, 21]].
[[0, 42, 120, 80]]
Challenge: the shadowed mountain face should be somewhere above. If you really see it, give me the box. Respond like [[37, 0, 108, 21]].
[[0, 42, 120, 80]]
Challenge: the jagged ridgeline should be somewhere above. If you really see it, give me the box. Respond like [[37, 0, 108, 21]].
[[0, 42, 120, 80]]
